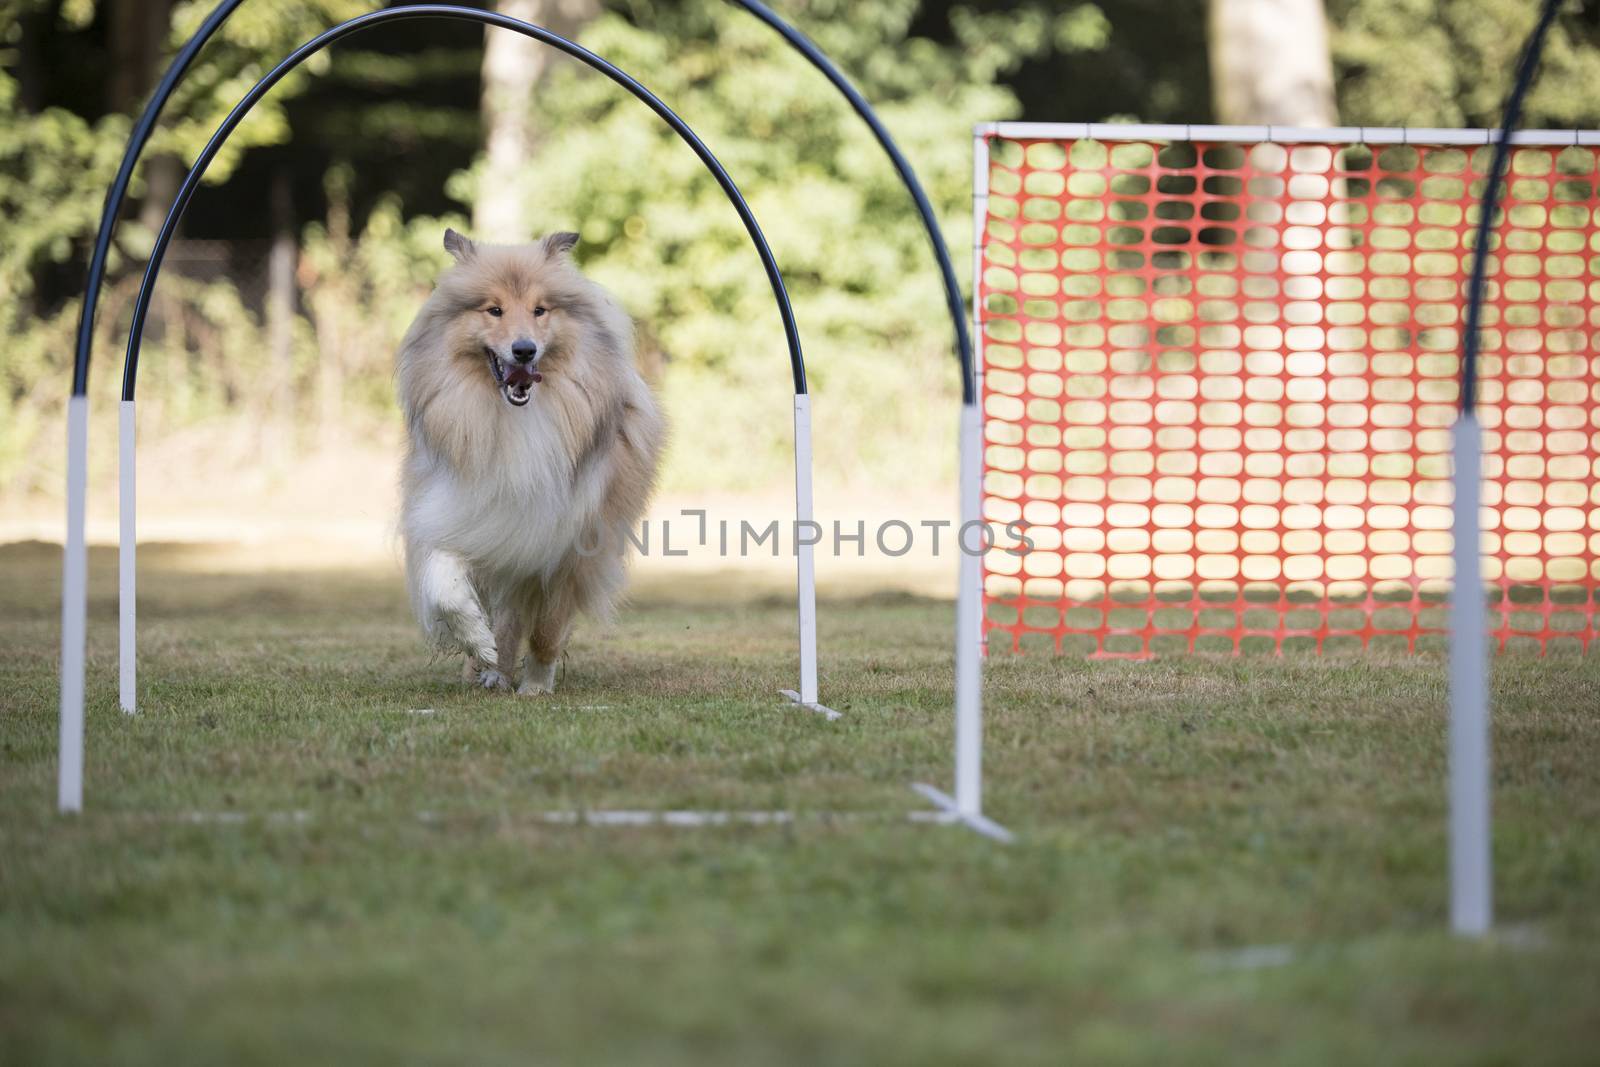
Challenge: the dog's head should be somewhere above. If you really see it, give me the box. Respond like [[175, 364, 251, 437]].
[[435, 228, 585, 407]]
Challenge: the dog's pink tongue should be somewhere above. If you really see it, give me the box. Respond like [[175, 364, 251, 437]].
[[505, 365, 542, 387]]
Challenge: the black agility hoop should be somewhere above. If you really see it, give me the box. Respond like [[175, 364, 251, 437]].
[[58, 0, 994, 832], [1459, 0, 1562, 416], [120, 4, 806, 400], [65, 1, 977, 405], [726, 0, 976, 405]]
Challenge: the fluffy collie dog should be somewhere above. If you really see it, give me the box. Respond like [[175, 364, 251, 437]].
[[397, 228, 664, 694]]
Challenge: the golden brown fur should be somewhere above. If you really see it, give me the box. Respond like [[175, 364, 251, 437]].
[[397, 229, 664, 694]]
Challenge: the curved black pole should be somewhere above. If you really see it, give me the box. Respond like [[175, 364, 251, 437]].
[[70, 0, 251, 397], [1461, 0, 1561, 414], [726, 0, 976, 406], [121, 4, 806, 399]]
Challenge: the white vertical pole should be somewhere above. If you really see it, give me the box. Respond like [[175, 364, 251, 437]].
[[954, 402, 984, 818], [119, 400, 137, 714], [59, 395, 89, 813], [793, 393, 819, 705], [951, 130, 990, 820], [972, 129, 990, 665], [1450, 412, 1492, 935]]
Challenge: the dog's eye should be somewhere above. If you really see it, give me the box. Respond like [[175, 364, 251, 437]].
[[533, 306, 547, 318], [486, 306, 502, 317]]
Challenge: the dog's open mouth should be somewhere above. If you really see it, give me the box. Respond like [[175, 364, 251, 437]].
[[485, 351, 542, 407]]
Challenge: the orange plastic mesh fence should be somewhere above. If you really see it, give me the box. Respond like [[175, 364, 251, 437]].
[[977, 133, 1599, 656]]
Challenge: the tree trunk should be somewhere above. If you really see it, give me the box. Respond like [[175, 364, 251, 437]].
[[107, 0, 183, 235], [1207, 0, 1344, 596], [268, 167, 298, 448], [1206, 0, 1337, 126], [107, 0, 170, 113], [313, 170, 353, 447], [15, 0, 65, 113], [475, 0, 598, 238]]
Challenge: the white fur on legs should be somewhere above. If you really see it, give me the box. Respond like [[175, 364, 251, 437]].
[[517, 658, 557, 696], [412, 550, 496, 664]]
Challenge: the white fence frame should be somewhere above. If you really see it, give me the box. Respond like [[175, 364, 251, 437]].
[[968, 120, 1599, 930], [978, 121, 1600, 147]]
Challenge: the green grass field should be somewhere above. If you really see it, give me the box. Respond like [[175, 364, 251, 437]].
[[2, 540, 1598, 1064]]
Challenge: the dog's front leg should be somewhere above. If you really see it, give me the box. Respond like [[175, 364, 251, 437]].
[[478, 599, 527, 692], [411, 549, 497, 666], [520, 591, 575, 696]]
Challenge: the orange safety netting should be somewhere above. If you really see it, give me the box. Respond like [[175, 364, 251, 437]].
[[977, 134, 1599, 656]]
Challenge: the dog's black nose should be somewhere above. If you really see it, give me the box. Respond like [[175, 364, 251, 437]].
[[512, 339, 538, 363]]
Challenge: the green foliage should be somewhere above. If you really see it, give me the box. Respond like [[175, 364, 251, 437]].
[[950, 2, 1112, 84], [1330, 0, 1600, 128], [0, 58, 127, 483], [2, 0, 1030, 498], [153, 0, 373, 181], [0, 0, 372, 497], [297, 169, 465, 420], [0, 76, 126, 298], [9, 0, 1600, 500]]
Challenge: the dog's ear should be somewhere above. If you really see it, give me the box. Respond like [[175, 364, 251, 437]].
[[543, 231, 579, 257], [443, 228, 478, 264]]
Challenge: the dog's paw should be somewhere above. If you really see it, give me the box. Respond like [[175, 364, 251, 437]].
[[433, 609, 496, 666], [477, 668, 510, 691], [516, 659, 558, 697]]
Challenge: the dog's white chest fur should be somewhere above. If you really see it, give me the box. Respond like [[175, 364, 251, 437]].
[[405, 397, 610, 580]]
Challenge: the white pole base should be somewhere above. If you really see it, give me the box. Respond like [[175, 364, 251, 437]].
[[911, 783, 1014, 843], [779, 689, 841, 721], [58, 395, 89, 814], [954, 402, 984, 816], [119, 399, 137, 714], [792, 393, 820, 705], [1449, 412, 1492, 936]]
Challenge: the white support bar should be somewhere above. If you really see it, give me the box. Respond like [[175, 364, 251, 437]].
[[1449, 413, 1492, 936], [971, 130, 989, 462], [983, 120, 1087, 141], [1264, 125, 1366, 144], [779, 689, 841, 722], [151, 807, 1001, 831], [1415, 128, 1495, 146], [972, 132, 990, 295], [1356, 127, 1408, 144], [971, 129, 990, 624], [983, 121, 1597, 147], [58, 395, 88, 814], [1105, 122, 1190, 142], [1510, 128, 1581, 145], [791, 393, 820, 707], [911, 783, 1013, 843], [1199, 124, 1272, 143], [119, 400, 136, 714], [532, 809, 798, 827], [954, 402, 983, 818]]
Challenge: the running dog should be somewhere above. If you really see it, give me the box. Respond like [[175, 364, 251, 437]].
[[397, 228, 664, 694]]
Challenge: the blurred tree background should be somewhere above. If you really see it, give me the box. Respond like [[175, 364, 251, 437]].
[[3, 0, 1599, 500]]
